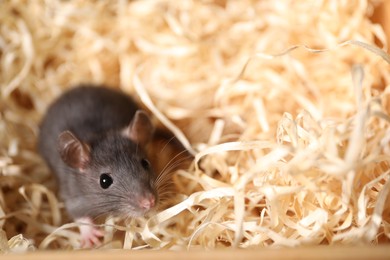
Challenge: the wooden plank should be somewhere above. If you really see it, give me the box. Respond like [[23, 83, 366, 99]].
[[2, 246, 390, 260]]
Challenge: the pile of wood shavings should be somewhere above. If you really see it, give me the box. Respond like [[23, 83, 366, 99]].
[[1, 0, 390, 251]]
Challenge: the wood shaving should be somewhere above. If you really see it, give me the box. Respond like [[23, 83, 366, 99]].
[[0, 0, 389, 251]]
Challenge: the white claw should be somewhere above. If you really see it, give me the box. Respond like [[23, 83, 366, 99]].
[[76, 217, 104, 248]]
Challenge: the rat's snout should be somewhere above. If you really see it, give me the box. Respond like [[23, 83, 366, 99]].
[[138, 193, 156, 210]]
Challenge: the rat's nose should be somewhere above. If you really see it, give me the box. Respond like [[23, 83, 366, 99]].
[[139, 194, 155, 210]]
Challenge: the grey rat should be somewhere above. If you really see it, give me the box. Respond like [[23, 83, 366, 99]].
[[38, 85, 158, 247]]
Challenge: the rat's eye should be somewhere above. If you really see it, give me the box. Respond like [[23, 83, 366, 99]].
[[141, 158, 150, 170], [100, 173, 113, 189]]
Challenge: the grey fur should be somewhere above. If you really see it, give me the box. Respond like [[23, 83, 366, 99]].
[[38, 85, 157, 219]]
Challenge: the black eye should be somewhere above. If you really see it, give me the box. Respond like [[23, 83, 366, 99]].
[[100, 173, 113, 189], [141, 158, 150, 170]]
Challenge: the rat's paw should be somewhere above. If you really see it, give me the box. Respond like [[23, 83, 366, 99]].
[[77, 217, 104, 248]]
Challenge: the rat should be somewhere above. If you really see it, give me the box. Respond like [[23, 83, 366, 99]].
[[38, 85, 158, 247]]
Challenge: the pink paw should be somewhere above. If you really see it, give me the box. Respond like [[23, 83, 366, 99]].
[[77, 217, 104, 248]]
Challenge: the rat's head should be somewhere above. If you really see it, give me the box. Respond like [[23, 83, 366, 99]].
[[58, 110, 158, 218]]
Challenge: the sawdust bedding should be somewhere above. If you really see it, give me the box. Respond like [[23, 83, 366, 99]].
[[0, 0, 390, 251]]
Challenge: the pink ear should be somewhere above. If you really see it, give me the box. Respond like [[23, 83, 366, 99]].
[[58, 131, 90, 171], [123, 110, 154, 146]]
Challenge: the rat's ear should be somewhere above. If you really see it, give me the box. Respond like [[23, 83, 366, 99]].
[[58, 130, 90, 171], [123, 110, 155, 146]]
